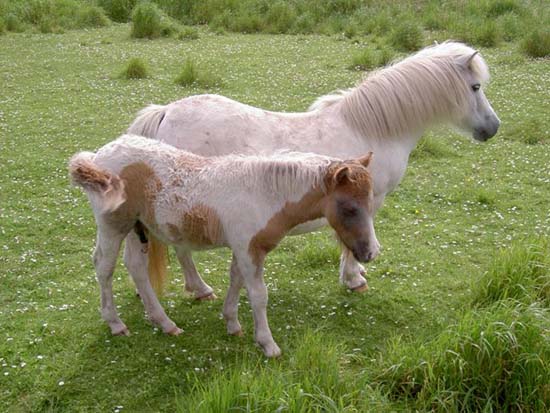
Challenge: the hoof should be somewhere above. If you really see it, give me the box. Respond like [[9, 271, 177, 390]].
[[112, 326, 130, 336], [166, 326, 183, 336], [230, 329, 244, 337], [197, 292, 217, 301], [351, 283, 369, 293], [261, 343, 282, 358]]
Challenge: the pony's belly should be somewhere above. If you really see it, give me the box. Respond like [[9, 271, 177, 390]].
[[288, 218, 327, 236]]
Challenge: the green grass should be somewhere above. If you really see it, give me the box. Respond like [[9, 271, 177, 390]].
[[0, 19, 549, 412]]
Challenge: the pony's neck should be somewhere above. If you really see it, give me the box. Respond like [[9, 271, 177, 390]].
[[338, 57, 466, 140]]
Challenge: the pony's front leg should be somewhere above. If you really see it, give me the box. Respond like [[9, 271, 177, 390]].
[[339, 247, 369, 292], [223, 254, 244, 336], [93, 227, 129, 336], [124, 233, 182, 335], [234, 251, 281, 358], [175, 248, 216, 300]]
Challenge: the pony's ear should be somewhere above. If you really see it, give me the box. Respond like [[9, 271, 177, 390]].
[[463, 51, 479, 69], [358, 152, 373, 168], [333, 166, 351, 186]]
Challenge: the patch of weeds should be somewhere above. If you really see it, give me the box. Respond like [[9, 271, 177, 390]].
[[175, 60, 221, 88], [77, 5, 110, 28], [498, 12, 521, 41], [473, 19, 501, 47], [521, 29, 550, 58], [0, 16, 5, 34], [485, 0, 523, 17], [4, 13, 26, 32], [473, 239, 550, 307], [390, 21, 423, 51], [130, 1, 163, 39], [178, 25, 199, 40], [474, 188, 497, 208], [265, 1, 296, 34], [349, 46, 394, 71], [370, 302, 550, 412], [98, 0, 136, 23], [119, 57, 149, 79]]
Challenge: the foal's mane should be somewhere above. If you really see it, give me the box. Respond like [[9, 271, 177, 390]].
[[206, 151, 336, 197], [310, 41, 490, 138]]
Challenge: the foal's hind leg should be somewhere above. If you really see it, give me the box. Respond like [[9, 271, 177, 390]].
[[124, 232, 182, 335], [175, 249, 216, 300], [93, 226, 129, 336]]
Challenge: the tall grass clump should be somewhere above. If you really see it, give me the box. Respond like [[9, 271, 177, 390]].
[[175, 332, 381, 412], [473, 239, 550, 307], [175, 60, 221, 88], [474, 19, 501, 47], [130, 1, 163, 39], [390, 21, 423, 51], [349, 46, 394, 71], [521, 29, 550, 58], [77, 5, 110, 28], [119, 57, 149, 79], [98, 0, 136, 23], [371, 303, 550, 412]]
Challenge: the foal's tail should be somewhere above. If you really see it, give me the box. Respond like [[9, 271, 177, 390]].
[[69, 152, 126, 213], [127, 104, 167, 139], [147, 234, 168, 293]]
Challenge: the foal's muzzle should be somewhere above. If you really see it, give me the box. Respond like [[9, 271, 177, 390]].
[[352, 241, 379, 263]]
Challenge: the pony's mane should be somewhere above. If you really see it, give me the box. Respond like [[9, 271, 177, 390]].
[[309, 41, 490, 138], [206, 151, 337, 198]]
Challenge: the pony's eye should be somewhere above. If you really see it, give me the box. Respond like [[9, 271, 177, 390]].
[[472, 83, 481, 92]]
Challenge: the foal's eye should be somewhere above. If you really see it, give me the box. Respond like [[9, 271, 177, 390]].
[[341, 207, 358, 218], [472, 83, 481, 92]]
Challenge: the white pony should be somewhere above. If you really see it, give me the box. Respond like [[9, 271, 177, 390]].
[[70, 134, 378, 357], [128, 41, 500, 295]]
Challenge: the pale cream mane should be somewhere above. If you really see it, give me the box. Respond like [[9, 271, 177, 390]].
[[309, 41, 490, 138]]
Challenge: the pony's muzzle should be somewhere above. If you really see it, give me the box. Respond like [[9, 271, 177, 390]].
[[474, 117, 500, 141]]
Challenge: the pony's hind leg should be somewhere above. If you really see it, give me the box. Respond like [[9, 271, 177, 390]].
[[339, 247, 368, 292], [124, 231, 182, 335], [93, 226, 129, 336], [223, 254, 244, 336], [175, 249, 216, 300]]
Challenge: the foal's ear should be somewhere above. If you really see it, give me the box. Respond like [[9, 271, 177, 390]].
[[333, 166, 351, 186], [358, 152, 373, 168]]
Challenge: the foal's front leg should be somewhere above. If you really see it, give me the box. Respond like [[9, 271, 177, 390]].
[[339, 247, 369, 292], [94, 227, 129, 336], [223, 254, 244, 336], [124, 233, 182, 335], [234, 251, 281, 358]]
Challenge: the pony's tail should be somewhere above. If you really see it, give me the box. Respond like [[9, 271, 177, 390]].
[[147, 234, 168, 294], [69, 152, 126, 213], [128, 104, 167, 139]]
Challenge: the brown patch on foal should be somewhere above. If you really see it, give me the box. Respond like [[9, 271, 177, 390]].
[[170, 204, 224, 247], [248, 188, 325, 266], [106, 162, 162, 229]]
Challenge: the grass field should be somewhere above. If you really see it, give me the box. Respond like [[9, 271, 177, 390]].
[[0, 18, 549, 412]]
